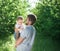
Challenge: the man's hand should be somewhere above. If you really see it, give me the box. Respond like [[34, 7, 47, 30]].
[[15, 43, 17, 48]]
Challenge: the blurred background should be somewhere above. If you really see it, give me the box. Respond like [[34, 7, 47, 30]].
[[0, 0, 60, 51]]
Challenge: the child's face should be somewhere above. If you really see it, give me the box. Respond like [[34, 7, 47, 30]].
[[16, 19, 23, 25]]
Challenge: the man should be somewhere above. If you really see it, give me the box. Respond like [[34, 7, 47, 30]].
[[15, 14, 37, 51]]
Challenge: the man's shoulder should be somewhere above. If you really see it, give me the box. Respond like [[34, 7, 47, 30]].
[[22, 24, 26, 28], [33, 26, 36, 30]]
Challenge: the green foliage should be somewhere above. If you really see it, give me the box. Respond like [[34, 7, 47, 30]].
[[0, 0, 28, 36], [0, 0, 60, 51], [0, 0, 28, 50], [31, 0, 60, 51], [32, 0, 60, 39], [0, 35, 15, 51]]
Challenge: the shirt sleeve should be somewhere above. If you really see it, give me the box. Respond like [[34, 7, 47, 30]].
[[15, 24, 18, 28], [15, 24, 21, 28], [20, 28, 29, 39]]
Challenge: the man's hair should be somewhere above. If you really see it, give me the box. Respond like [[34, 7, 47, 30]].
[[27, 14, 37, 25], [17, 16, 23, 20]]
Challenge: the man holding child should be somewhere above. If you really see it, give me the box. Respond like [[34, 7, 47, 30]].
[[14, 14, 36, 51]]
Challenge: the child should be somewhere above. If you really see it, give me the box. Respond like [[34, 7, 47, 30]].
[[14, 16, 25, 40]]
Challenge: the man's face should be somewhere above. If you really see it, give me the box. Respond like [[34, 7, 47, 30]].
[[26, 18, 29, 25], [26, 17, 31, 25], [17, 19, 23, 25]]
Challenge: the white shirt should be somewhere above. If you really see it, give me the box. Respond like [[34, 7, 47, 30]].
[[15, 23, 26, 33]]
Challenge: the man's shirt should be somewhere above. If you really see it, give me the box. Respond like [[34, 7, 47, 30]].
[[16, 25, 36, 51]]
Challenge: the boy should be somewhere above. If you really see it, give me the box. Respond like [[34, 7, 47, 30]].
[[14, 16, 25, 40]]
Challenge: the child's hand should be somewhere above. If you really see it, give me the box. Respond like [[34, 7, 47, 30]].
[[18, 28, 24, 31], [15, 28, 19, 33], [18, 29, 20, 31]]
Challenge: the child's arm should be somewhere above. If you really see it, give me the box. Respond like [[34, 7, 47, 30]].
[[15, 28, 18, 33]]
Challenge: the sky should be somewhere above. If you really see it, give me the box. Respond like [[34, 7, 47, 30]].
[[26, 0, 39, 14], [28, 0, 39, 8]]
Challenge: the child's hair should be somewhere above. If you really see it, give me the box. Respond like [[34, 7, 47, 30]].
[[17, 16, 23, 21]]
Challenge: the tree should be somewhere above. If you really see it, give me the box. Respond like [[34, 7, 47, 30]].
[[32, 0, 60, 39], [0, 0, 28, 37]]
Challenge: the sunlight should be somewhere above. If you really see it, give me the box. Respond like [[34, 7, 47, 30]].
[[28, 0, 39, 8], [26, 0, 39, 14]]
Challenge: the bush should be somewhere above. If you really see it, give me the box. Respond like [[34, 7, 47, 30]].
[[32, 0, 60, 39], [0, 0, 28, 37]]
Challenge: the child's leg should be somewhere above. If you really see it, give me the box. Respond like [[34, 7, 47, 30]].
[[14, 32, 16, 40], [14, 32, 20, 40], [16, 33, 20, 40], [18, 33, 20, 38]]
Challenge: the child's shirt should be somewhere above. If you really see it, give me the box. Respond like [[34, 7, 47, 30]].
[[14, 23, 26, 39], [15, 23, 26, 33]]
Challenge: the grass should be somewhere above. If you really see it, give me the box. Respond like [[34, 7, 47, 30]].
[[32, 34, 60, 51], [0, 34, 60, 51]]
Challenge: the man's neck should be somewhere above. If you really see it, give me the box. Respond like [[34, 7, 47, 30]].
[[27, 24, 33, 27]]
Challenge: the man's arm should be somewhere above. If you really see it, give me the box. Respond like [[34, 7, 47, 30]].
[[15, 28, 28, 47], [15, 37, 25, 47]]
